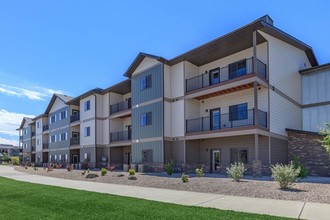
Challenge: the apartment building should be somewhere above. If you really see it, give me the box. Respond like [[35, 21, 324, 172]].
[[18, 15, 326, 175]]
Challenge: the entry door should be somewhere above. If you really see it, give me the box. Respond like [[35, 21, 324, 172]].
[[210, 108, 220, 130], [212, 150, 220, 172], [209, 68, 220, 85], [72, 155, 79, 164], [72, 132, 79, 138]]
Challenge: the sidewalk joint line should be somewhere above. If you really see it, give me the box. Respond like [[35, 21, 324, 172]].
[[298, 202, 306, 219], [195, 195, 227, 206]]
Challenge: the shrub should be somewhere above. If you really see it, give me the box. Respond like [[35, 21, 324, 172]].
[[87, 168, 90, 173], [195, 166, 204, 178], [10, 157, 19, 165], [165, 161, 174, 175], [66, 164, 73, 172], [271, 163, 300, 189], [128, 168, 136, 176], [101, 168, 107, 176], [292, 156, 308, 178], [226, 162, 246, 182], [181, 173, 189, 183]]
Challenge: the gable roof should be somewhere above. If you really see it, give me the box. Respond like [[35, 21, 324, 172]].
[[123, 52, 167, 78], [123, 15, 317, 78], [66, 88, 103, 105], [45, 94, 74, 114], [299, 62, 330, 75], [17, 117, 33, 130], [101, 79, 131, 95]]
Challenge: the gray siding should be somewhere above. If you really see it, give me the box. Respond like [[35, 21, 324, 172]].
[[132, 141, 163, 163], [80, 147, 96, 163], [22, 139, 32, 153], [132, 101, 163, 139], [49, 127, 70, 149], [49, 149, 70, 162], [132, 64, 163, 105], [49, 106, 70, 130], [22, 126, 31, 141]]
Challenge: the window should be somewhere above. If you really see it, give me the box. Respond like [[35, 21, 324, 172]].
[[50, 135, 56, 143], [24, 143, 27, 149], [50, 115, 56, 124], [230, 149, 248, 164], [229, 103, 248, 121], [37, 122, 40, 129], [142, 149, 153, 163], [140, 112, 152, 126], [209, 68, 220, 85], [24, 129, 27, 135], [59, 111, 67, 120], [140, 75, 152, 90], [84, 153, 90, 162], [229, 59, 247, 79], [37, 139, 40, 145], [60, 132, 67, 141], [84, 100, 90, 111], [84, 127, 90, 137]]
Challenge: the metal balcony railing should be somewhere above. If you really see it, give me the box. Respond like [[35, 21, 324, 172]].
[[43, 124, 49, 132], [31, 132, 35, 137], [43, 143, 49, 149], [31, 146, 36, 151], [110, 98, 132, 115], [70, 113, 80, 123], [70, 138, 80, 146], [110, 130, 132, 142], [186, 57, 266, 92], [186, 109, 267, 133]]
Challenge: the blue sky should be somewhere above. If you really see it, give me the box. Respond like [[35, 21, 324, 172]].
[[1, 0, 330, 145]]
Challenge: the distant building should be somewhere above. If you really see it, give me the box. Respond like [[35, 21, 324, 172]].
[[0, 144, 19, 158]]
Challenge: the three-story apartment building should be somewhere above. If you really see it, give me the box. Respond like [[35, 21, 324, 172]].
[[18, 15, 326, 175]]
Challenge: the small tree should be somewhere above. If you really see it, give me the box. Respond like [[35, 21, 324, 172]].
[[1, 152, 8, 161], [320, 123, 330, 155]]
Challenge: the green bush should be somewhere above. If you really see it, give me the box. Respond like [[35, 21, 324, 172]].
[[226, 162, 246, 182], [195, 166, 204, 178], [101, 168, 107, 176], [128, 168, 136, 176], [271, 163, 300, 189], [10, 156, 19, 165], [292, 156, 308, 178], [181, 173, 189, 183], [165, 161, 174, 175]]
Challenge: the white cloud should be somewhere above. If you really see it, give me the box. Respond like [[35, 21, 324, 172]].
[[0, 109, 35, 136], [0, 137, 18, 146], [0, 84, 65, 101]]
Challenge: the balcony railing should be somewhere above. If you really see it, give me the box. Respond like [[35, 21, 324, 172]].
[[70, 137, 80, 146], [186, 109, 267, 133], [186, 57, 266, 92], [70, 113, 80, 123], [110, 98, 132, 115], [43, 143, 49, 149], [19, 136, 23, 141], [43, 124, 49, 132], [110, 130, 132, 142], [31, 146, 36, 152], [31, 132, 35, 137]]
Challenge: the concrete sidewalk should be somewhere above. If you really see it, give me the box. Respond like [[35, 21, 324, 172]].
[[0, 166, 328, 219]]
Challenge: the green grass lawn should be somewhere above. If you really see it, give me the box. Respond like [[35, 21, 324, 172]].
[[0, 177, 291, 220]]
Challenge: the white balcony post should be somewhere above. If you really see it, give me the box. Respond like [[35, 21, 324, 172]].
[[253, 31, 257, 73]]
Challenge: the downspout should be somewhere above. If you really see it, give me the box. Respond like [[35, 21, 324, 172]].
[[93, 94, 97, 167]]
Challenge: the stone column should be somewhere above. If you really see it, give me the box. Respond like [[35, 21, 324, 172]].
[[252, 160, 262, 177]]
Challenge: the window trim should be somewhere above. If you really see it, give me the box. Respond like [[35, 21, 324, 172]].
[[84, 100, 91, 111], [140, 74, 152, 90], [229, 103, 248, 121]]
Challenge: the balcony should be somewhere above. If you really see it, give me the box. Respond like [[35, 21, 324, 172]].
[[70, 137, 80, 146], [19, 136, 23, 141], [42, 143, 49, 150], [185, 58, 266, 93], [43, 124, 49, 132], [31, 132, 35, 137], [70, 113, 80, 123], [110, 98, 132, 116], [31, 146, 36, 152], [186, 109, 267, 134], [110, 130, 131, 142]]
